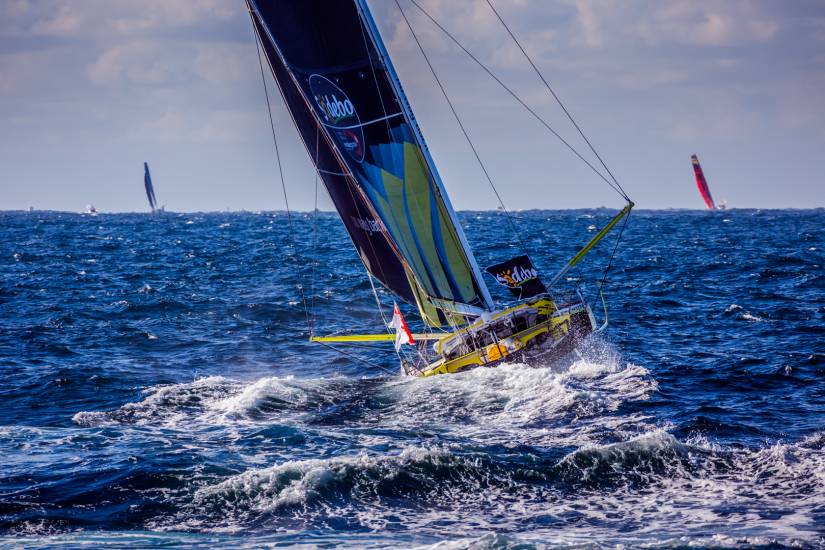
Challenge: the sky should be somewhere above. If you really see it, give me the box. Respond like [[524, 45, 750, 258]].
[[1, 0, 824, 212]]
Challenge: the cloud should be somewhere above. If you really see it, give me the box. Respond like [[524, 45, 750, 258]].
[[636, 1, 780, 46], [108, 1, 239, 35], [29, 6, 83, 36], [572, 0, 608, 48], [88, 41, 176, 86], [143, 109, 258, 144], [193, 44, 251, 84], [88, 40, 253, 88]]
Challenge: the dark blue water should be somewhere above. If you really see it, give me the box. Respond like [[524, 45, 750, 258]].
[[1, 209, 823, 549]]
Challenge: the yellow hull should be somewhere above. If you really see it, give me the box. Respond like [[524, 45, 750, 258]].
[[415, 295, 596, 377]]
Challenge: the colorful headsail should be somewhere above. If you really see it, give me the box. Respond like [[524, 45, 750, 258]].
[[144, 162, 157, 212], [691, 154, 716, 210], [248, 0, 494, 325]]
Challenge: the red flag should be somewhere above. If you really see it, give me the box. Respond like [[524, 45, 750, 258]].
[[388, 302, 414, 351]]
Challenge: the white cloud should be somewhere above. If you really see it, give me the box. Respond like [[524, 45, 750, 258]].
[[636, 2, 780, 46], [572, 0, 607, 48], [107, 1, 238, 35], [29, 6, 83, 36], [88, 41, 176, 86], [143, 109, 258, 144], [88, 40, 253, 88], [193, 44, 252, 84]]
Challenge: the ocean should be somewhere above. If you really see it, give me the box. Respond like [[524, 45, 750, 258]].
[[1, 209, 823, 548]]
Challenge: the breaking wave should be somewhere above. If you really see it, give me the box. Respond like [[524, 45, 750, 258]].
[[73, 339, 656, 449]]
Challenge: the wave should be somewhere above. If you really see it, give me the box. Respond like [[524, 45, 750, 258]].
[[381, 348, 657, 447], [72, 375, 239, 427], [193, 446, 459, 511], [73, 339, 656, 447], [149, 429, 825, 545]]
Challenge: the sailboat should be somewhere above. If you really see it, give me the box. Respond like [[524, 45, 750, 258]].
[[247, 1, 632, 376], [691, 154, 725, 210], [144, 162, 163, 213]]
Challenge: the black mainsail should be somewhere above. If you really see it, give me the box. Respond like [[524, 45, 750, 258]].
[[248, 0, 494, 325]]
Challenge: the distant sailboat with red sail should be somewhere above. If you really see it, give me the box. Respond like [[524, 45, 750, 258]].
[[691, 154, 725, 210]]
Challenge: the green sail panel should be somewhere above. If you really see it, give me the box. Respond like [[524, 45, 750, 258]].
[[360, 127, 480, 312]]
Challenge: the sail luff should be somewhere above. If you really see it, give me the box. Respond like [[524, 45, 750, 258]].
[[691, 154, 715, 209], [354, 0, 494, 312]]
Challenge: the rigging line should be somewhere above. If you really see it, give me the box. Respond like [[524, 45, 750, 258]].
[[358, 3, 461, 333], [484, 0, 629, 201], [355, 5, 424, 337], [596, 208, 630, 299], [367, 272, 410, 366], [251, 14, 313, 333], [315, 340, 398, 376], [310, 127, 320, 333], [358, 4, 446, 337], [395, 0, 528, 255], [297, 8, 402, 334], [407, 0, 626, 201], [356, 6, 396, 138], [367, 273, 392, 333]]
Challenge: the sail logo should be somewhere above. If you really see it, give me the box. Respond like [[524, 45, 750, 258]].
[[315, 94, 355, 125], [309, 74, 365, 163], [495, 265, 539, 287], [485, 255, 548, 299]]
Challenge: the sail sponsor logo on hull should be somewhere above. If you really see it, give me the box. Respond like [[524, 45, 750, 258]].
[[486, 255, 548, 299], [309, 74, 364, 162]]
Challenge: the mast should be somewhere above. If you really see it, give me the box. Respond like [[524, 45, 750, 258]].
[[353, 0, 495, 312]]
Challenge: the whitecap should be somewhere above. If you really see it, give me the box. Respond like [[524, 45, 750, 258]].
[[193, 446, 454, 513], [741, 312, 765, 322]]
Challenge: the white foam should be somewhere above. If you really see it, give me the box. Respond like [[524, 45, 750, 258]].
[[381, 351, 657, 448], [741, 312, 766, 322], [540, 431, 825, 544], [212, 376, 309, 416], [194, 446, 452, 512], [72, 375, 237, 428]]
